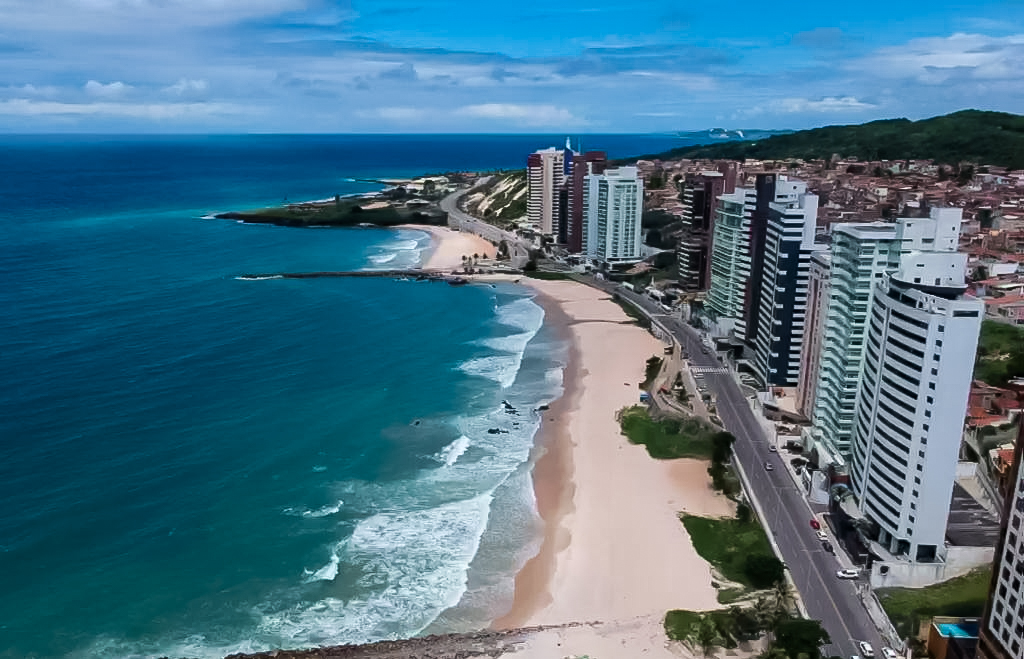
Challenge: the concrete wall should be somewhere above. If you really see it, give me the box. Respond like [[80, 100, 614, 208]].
[[869, 546, 994, 588], [956, 461, 978, 479]]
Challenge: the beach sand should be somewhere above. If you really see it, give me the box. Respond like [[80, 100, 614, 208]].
[[402, 224, 495, 271], [499, 279, 733, 655]]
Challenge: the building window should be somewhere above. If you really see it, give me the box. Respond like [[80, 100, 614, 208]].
[[923, 424, 930, 431], [929, 382, 936, 390], [938, 325, 945, 332], [926, 396, 934, 404], [915, 477, 921, 484]]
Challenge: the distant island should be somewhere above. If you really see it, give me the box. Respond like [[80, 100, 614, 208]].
[[629, 110, 1024, 169]]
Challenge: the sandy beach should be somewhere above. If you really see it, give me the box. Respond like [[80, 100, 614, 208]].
[[402, 224, 495, 270], [490, 279, 732, 656]]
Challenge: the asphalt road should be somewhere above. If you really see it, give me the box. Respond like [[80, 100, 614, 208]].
[[439, 185, 532, 266], [594, 279, 887, 659]]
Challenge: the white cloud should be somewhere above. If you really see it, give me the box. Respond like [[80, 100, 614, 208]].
[[740, 96, 877, 117], [0, 98, 243, 119], [456, 103, 586, 127], [357, 106, 425, 122], [853, 32, 1024, 83], [163, 78, 209, 95], [85, 80, 130, 97], [0, 84, 59, 96]]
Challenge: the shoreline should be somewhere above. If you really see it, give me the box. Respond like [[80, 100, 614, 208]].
[[490, 279, 731, 652], [399, 224, 496, 271]]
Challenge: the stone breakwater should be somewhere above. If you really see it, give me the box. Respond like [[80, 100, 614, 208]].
[[216, 624, 587, 659]]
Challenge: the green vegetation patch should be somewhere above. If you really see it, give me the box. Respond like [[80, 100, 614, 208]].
[[642, 356, 663, 389], [975, 320, 1024, 386], [619, 406, 717, 460], [681, 513, 783, 589], [626, 110, 1024, 170], [716, 587, 746, 605], [877, 567, 991, 638], [610, 293, 651, 328]]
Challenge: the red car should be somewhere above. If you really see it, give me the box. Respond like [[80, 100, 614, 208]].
[[810, 518, 821, 530]]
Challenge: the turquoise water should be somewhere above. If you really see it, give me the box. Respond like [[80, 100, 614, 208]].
[[0, 134, 684, 658]]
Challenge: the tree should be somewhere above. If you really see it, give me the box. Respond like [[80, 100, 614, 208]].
[[711, 431, 736, 464], [736, 502, 753, 524], [774, 618, 831, 659], [696, 616, 720, 656], [744, 553, 785, 589], [728, 606, 761, 641]]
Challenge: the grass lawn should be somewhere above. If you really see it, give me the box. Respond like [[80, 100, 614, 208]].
[[717, 587, 747, 605], [664, 609, 703, 641], [975, 321, 1024, 385], [877, 567, 992, 637], [619, 405, 715, 460], [610, 293, 651, 327], [680, 514, 776, 588]]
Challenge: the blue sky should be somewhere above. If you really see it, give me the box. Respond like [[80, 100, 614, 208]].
[[1, 0, 1022, 132]]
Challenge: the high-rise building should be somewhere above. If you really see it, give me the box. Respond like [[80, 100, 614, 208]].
[[567, 151, 607, 253], [752, 186, 821, 386], [795, 250, 832, 419], [978, 424, 1024, 659], [527, 146, 572, 235], [848, 247, 982, 562], [809, 208, 965, 464], [582, 166, 644, 266], [677, 164, 737, 291], [706, 174, 807, 346]]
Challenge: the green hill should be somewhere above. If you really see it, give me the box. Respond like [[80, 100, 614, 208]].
[[630, 110, 1024, 169]]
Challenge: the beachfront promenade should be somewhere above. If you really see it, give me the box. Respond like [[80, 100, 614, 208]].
[[595, 279, 886, 659]]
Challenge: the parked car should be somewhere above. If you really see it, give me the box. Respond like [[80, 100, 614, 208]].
[[882, 648, 900, 659], [836, 569, 859, 579], [859, 642, 875, 658], [822, 540, 834, 554], [810, 518, 821, 530], [816, 530, 828, 541], [768, 444, 778, 452], [764, 462, 774, 471]]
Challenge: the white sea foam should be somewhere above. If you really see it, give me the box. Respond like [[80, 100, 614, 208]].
[[476, 331, 533, 354], [435, 435, 471, 467], [495, 296, 545, 334], [457, 355, 521, 389], [284, 500, 344, 519], [260, 492, 494, 646], [312, 465, 327, 473], [368, 252, 397, 265], [303, 544, 341, 582], [235, 275, 283, 281]]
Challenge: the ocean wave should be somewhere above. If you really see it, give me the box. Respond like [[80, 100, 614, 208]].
[[263, 492, 494, 646], [284, 500, 344, 519], [303, 544, 341, 582], [367, 252, 397, 265], [435, 435, 470, 467], [475, 332, 533, 355], [235, 275, 283, 281], [457, 355, 521, 389], [495, 296, 545, 334]]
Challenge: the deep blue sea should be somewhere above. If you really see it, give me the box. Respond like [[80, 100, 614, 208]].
[[0, 134, 687, 659]]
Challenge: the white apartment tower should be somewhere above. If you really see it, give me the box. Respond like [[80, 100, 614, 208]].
[[706, 186, 754, 339], [809, 208, 965, 465], [582, 166, 644, 266], [849, 245, 982, 562], [527, 146, 569, 235], [753, 186, 821, 386], [979, 426, 1024, 659]]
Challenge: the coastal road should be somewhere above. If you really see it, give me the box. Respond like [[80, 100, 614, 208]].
[[440, 185, 533, 266], [592, 279, 886, 659]]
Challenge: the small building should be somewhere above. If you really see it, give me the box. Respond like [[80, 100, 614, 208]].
[[927, 617, 979, 659]]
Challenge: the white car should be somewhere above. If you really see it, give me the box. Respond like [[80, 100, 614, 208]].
[[881, 648, 900, 659], [836, 569, 860, 579], [768, 444, 778, 452], [859, 642, 875, 658], [764, 462, 774, 471], [816, 530, 828, 541]]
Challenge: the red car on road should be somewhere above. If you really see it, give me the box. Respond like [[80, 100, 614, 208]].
[[810, 518, 821, 530]]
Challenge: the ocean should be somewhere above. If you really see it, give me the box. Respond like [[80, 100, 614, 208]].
[[0, 134, 688, 659]]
